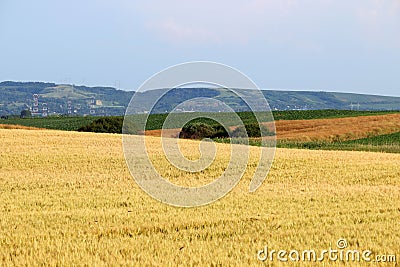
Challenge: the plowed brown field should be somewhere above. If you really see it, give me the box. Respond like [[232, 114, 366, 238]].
[[145, 114, 400, 141]]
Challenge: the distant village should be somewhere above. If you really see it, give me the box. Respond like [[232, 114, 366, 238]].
[[28, 94, 105, 117]]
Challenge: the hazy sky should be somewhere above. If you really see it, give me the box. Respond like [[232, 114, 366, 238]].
[[0, 0, 399, 96]]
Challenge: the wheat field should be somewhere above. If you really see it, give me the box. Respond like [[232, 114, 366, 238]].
[[1, 129, 399, 266]]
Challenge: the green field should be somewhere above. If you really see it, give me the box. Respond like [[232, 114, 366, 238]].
[[271, 109, 399, 120], [0, 116, 98, 131], [344, 131, 400, 145]]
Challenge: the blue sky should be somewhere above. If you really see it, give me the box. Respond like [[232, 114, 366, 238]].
[[0, 0, 399, 96]]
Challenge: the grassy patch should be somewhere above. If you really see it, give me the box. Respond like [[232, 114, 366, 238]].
[[277, 132, 400, 153]]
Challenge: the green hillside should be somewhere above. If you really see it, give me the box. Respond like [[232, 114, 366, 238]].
[[1, 81, 399, 116], [0, 82, 132, 116]]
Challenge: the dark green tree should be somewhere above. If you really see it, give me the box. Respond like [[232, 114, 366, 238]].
[[179, 122, 215, 139], [78, 117, 123, 133], [179, 121, 230, 139], [20, 109, 32, 118]]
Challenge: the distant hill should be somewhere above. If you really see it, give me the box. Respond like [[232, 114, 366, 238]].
[[0, 81, 132, 116], [0, 81, 399, 116], [262, 90, 400, 111]]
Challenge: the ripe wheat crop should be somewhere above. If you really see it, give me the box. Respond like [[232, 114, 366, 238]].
[[0, 129, 399, 266]]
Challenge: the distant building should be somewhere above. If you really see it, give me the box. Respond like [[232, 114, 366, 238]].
[[32, 94, 39, 114], [42, 103, 48, 117]]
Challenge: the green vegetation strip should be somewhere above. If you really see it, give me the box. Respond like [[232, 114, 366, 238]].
[[271, 109, 399, 120], [0, 116, 98, 131], [277, 132, 400, 153]]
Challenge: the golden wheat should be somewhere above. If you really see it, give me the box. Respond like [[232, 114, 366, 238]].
[[0, 129, 399, 266]]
